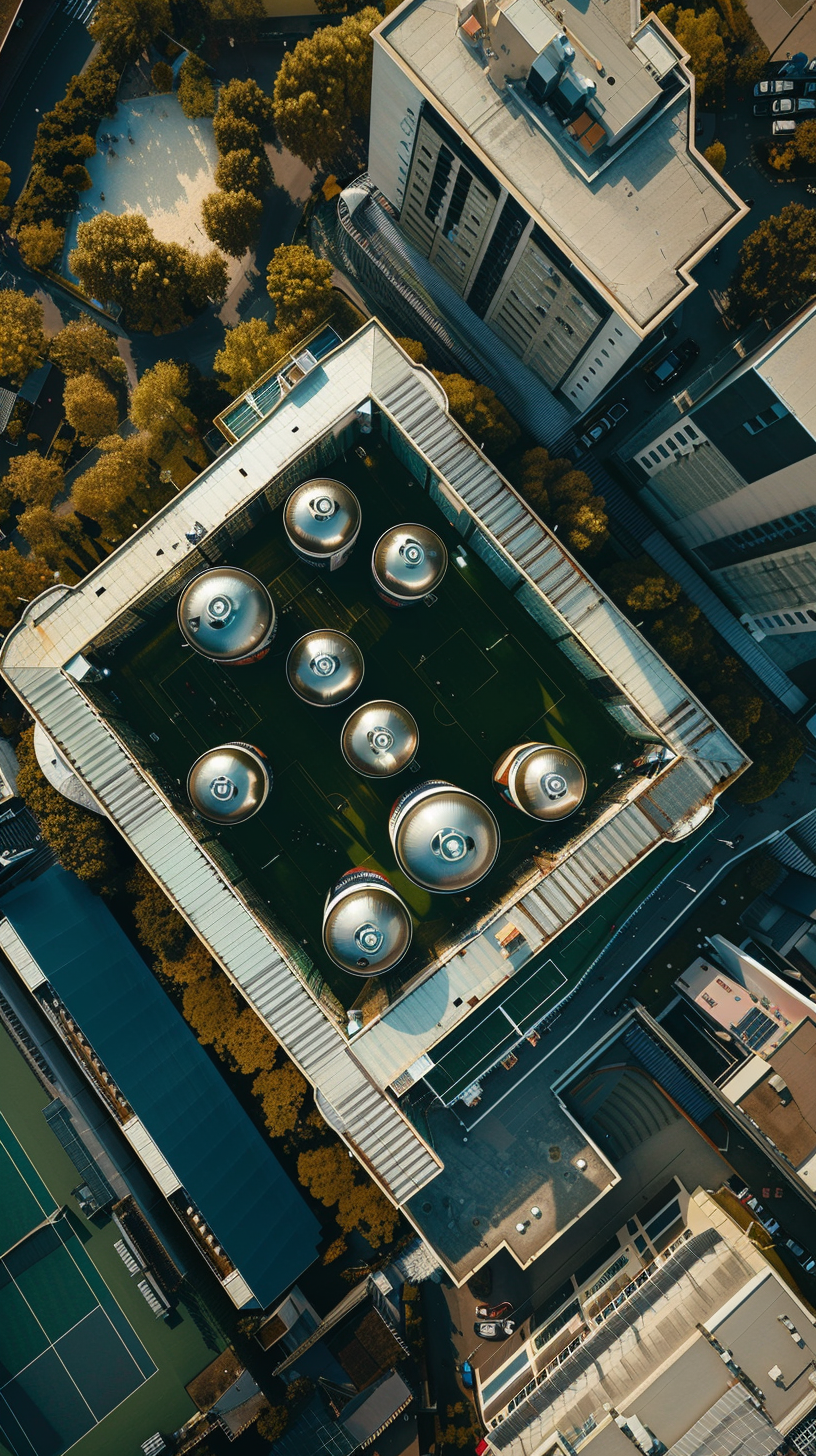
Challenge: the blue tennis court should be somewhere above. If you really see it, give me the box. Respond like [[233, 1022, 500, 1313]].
[[0, 1113, 155, 1456]]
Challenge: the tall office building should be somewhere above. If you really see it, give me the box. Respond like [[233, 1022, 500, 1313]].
[[621, 305, 816, 644], [360, 0, 744, 409]]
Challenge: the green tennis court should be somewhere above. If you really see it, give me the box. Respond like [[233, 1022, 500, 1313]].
[[0, 1113, 155, 1456]]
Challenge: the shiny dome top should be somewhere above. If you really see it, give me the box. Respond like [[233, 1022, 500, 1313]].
[[341, 701, 418, 778], [177, 568, 275, 662], [499, 742, 587, 821], [287, 630, 364, 707], [391, 780, 500, 893], [283, 479, 361, 557], [323, 871, 413, 975], [187, 742, 270, 823], [372, 524, 448, 600]]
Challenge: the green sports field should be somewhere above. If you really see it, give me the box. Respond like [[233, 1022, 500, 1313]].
[[104, 438, 631, 1006]]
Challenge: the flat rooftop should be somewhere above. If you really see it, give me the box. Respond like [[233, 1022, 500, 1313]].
[[104, 439, 627, 1009], [378, 0, 743, 326]]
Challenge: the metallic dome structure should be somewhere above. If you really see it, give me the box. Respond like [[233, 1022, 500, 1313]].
[[283, 479, 361, 569], [187, 742, 270, 824], [286, 630, 364, 708], [322, 869, 413, 975], [177, 567, 276, 665], [389, 780, 500, 893], [493, 742, 587, 821], [341, 700, 418, 778], [372, 524, 448, 606]]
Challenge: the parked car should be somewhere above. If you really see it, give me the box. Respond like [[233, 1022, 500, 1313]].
[[786, 1238, 805, 1258], [772, 96, 816, 112], [474, 1318, 516, 1340], [754, 78, 794, 94], [579, 400, 629, 448], [772, 119, 798, 134], [643, 339, 700, 391], [753, 100, 770, 115], [799, 1253, 816, 1274], [476, 1301, 514, 1320], [462, 1360, 475, 1389]]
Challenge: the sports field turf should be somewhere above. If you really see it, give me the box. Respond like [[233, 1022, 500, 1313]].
[[0, 1113, 154, 1456], [105, 438, 631, 1006]]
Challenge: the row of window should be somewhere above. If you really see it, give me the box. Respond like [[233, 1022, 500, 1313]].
[[756, 609, 816, 630], [743, 401, 787, 435], [639, 421, 699, 469], [569, 327, 626, 395]]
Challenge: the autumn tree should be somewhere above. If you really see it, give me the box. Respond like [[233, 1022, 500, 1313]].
[[602, 555, 682, 614], [0, 290, 46, 385], [64, 371, 119, 444], [201, 188, 262, 257], [253, 1062, 308, 1137], [555, 496, 609, 557], [396, 337, 428, 364], [17, 507, 82, 577], [183, 972, 242, 1057], [204, 0, 265, 35], [16, 725, 119, 881], [4, 452, 64, 508], [62, 163, 92, 191], [214, 147, 273, 197], [435, 372, 520, 456], [266, 243, 333, 335], [730, 204, 816, 324], [151, 61, 173, 93], [215, 318, 287, 395], [256, 1406, 288, 1442], [178, 55, 216, 119], [793, 119, 816, 166], [297, 1143, 400, 1248], [49, 318, 126, 382], [128, 863, 191, 962], [213, 111, 263, 157], [89, 0, 171, 65], [272, 10, 381, 169], [513, 446, 572, 515], [216, 78, 276, 140], [0, 159, 10, 206], [130, 360, 197, 449], [70, 434, 162, 537], [704, 141, 726, 173], [0, 550, 53, 630], [70, 213, 227, 332], [658, 6, 727, 98], [16, 220, 65, 269]]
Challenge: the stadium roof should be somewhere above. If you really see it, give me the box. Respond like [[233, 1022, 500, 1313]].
[[0, 867, 320, 1309]]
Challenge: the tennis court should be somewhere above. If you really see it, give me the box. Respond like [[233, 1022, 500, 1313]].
[[425, 958, 567, 1101], [0, 1113, 155, 1456]]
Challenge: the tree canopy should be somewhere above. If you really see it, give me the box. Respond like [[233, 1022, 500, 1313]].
[[657, 5, 728, 98], [201, 188, 263, 256], [130, 360, 196, 447], [69, 213, 228, 332], [64, 371, 119, 444], [214, 147, 273, 197], [253, 1062, 308, 1137], [272, 10, 380, 169], [178, 55, 216, 119], [730, 204, 816, 323], [0, 550, 53, 631], [297, 1143, 400, 1247], [602, 555, 682, 613], [16, 220, 65, 269], [70, 434, 161, 537], [4, 452, 64, 509], [16, 725, 119, 881], [216, 78, 276, 139], [513, 446, 609, 557], [49, 318, 126, 381], [0, 290, 46, 386], [151, 61, 173, 93], [89, 0, 171, 65], [435, 372, 520, 456], [17, 507, 82, 578], [215, 317, 287, 395], [266, 243, 333, 335]]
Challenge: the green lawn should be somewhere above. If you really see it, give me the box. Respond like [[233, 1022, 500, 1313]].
[[105, 438, 632, 1008], [0, 1030, 226, 1456]]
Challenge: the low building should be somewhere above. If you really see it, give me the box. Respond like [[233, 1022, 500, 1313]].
[[0, 866, 321, 1309], [619, 304, 816, 651]]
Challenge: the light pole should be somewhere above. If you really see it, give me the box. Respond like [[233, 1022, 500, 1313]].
[[678, 881, 697, 893], [716, 838, 735, 849]]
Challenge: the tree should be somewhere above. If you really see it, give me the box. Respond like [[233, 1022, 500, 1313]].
[[602, 555, 681, 613], [215, 317, 287, 395], [130, 360, 196, 448], [434, 372, 520, 456], [555, 497, 609, 557], [5, 452, 64, 508], [201, 188, 262, 256], [0, 550, 53, 630], [178, 55, 216, 119], [89, 0, 171, 66], [183, 972, 242, 1055], [297, 1143, 400, 1248], [266, 243, 333, 335], [49, 318, 126, 381], [513, 446, 573, 515], [704, 140, 726, 173], [212, 111, 263, 157], [12, 168, 75, 231], [650, 601, 709, 669], [256, 1405, 288, 1442], [69, 213, 227, 331], [16, 219, 64, 269], [216, 78, 276, 140], [204, 0, 265, 35], [734, 41, 769, 85], [151, 61, 174, 93], [730, 204, 816, 323], [272, 10, 381, 169], [128, 864, 191, 962], [735, 701, 803, 803], [16, 507, 82, 577], [793, 119, 816, 165], [64, 372, 119, 444], [0, 160, 10, 206], [708, 677, 762, 743], [253, 1062, 308, 1136], [71, 434, 160, 536], [227, 1008, 277, 1074], [0, 290, 46, 386], [396, 337, 428, 364], [668, 8, 728, 99], [62, 162, 92, 191], [16, 725, 120, 881], [214, 147, 273, 196]]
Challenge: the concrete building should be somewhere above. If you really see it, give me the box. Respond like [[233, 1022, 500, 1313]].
[[354, 0, 745, 412], [620, 305, 816, 645], [0, 321, 748, 1285]]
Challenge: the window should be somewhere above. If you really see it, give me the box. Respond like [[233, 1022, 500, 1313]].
[[743, 401, 788, 434], [643, 1198, 681, 1242], [685, 424, 698, 439], [795, 612, 808, 623]]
